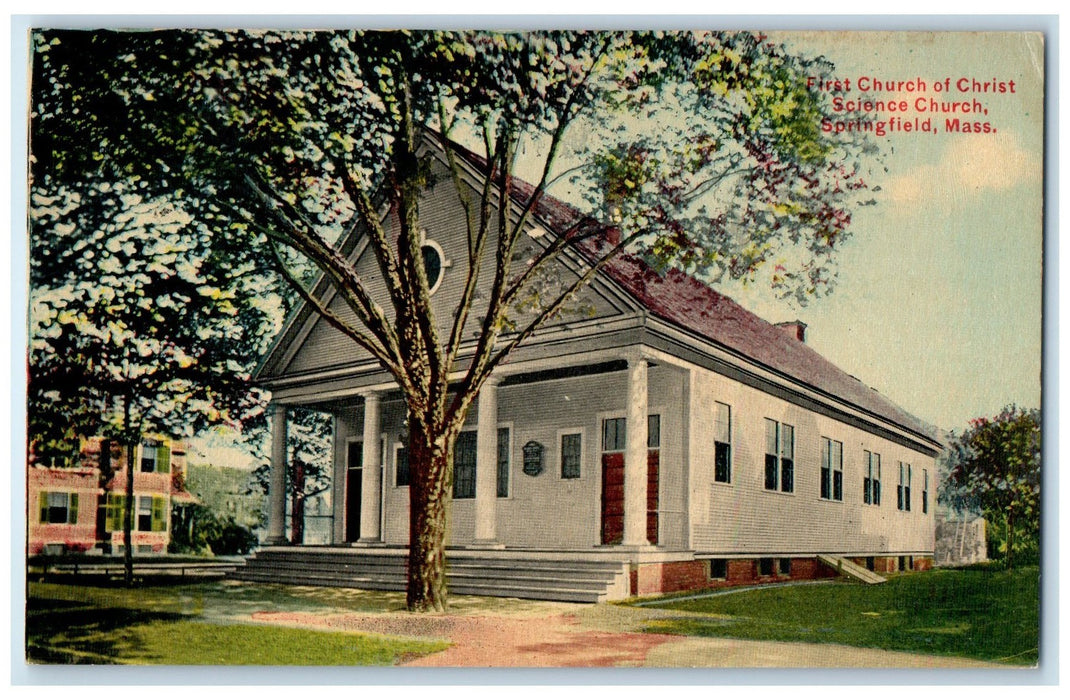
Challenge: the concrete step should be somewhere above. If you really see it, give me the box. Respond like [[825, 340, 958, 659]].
[[232, 548, 628, 603], [818, 554, 887, 584]]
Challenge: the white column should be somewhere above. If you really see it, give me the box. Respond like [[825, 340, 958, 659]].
[[473, 376, 500, 545], [622, 354, 650, 547], [267, 403, 289, 545], [359, 392, 382, 543], [331, 412, 350, 545]]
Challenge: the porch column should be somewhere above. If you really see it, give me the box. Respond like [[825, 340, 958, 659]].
[[622, 353, 650, 547], [331, 412, 350, 544], [473, 376, 501, 546], [358, 391, 382, 543], [266, 403, 289, 545]]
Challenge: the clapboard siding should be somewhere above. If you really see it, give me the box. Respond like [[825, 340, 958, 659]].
[[689, 364, 936, 554], [283, 159, 625, 376], [364, 365, 687, 549]]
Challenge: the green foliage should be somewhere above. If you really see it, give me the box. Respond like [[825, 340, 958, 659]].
[[169, 503, 258, 556], [642, 566, 1039, 665], [942, 406, 1041, 568]]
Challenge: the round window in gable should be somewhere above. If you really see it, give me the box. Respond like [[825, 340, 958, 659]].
[[421, 240, 446, 295]]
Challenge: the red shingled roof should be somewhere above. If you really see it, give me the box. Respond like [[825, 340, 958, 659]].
[[472, 146, 939, 445]]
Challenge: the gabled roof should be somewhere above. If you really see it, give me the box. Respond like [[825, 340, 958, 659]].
[[483, 146, 940, 446]]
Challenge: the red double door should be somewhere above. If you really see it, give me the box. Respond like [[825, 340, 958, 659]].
[[600, 449, 659, 545]]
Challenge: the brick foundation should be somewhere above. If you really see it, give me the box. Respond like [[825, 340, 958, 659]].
[[631, 556, 842, 596]]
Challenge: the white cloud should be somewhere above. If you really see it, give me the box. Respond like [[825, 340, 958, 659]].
[[886, 131, 1040, 205]]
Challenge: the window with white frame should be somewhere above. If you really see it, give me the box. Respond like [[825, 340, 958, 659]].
[[497, 426, 510, 497], [139, 440, 170, 473], [38, 491, 78, 524], [714, 402, 731, 483], [452, 431, 477, 499], [821, 437, 844, 501], [922, 469, 929, 514], [863, 451, 882, 505], [764, 419, 794, 493], [395, 444, 410, 487], [897, 462, 912, 511], [561, 432, 583, 479]]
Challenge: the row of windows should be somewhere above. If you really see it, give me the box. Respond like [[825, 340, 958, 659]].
[[712, 405, 929, 513], [709, 557, 790, 579], [37, 492, 168, 532]]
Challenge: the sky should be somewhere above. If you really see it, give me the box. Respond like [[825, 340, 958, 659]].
[[707, 32, 1046, 433]]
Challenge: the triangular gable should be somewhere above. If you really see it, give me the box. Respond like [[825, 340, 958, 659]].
[[256, 136, 644, 382]]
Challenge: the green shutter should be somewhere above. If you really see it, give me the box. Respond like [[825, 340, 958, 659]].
[[105, 494, 126, 532], [69, 493, 79, 524], [151, 496, 167, 532], [157, 441, 171, 473], [39, 492, 49, 523]]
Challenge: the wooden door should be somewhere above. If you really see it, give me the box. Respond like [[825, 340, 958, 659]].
[[345, 441, 362, 542], [600, 452, 625, 545]]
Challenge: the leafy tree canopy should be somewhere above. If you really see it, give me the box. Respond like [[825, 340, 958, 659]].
[[942, 405, 1041, 567]]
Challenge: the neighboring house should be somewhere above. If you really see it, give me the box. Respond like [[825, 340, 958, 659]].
[[28, 437, 195, 555], [249, 136, 942, 599], [935, 508, 988, 567]]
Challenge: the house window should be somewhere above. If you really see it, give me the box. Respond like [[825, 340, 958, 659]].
[[764, 419, 794, 493], [758, 557, 775, 576], [395, 445, 410, 487], [714, 402, 731, 483], [898, 462, 912, 511], [497, 427, 511, 498], [820, 437, 843, 501], [139, 440, 170, 473], [453, 431, 477, 499], [778, 558, 791, 576], [561, 432, 583, 479], [922, 469, 929, 514], [647, 414, 661, 449], [602, 417, 626, 452], [138, 496, 154, 531], [863, 450, 882, 505], [39, 492, 78, 525], [709, 559, 728, 580]]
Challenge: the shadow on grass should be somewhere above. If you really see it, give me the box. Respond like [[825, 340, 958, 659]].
[[27, 597, 191, 664]]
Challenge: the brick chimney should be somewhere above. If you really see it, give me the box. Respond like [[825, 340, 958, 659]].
[[775, 320, 807, 343]]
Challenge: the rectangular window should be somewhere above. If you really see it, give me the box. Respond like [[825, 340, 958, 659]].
[[602, 417, 626, 452], [778, 558, 791, 576], [898, 462, 912, 511], [765, 419, 794, 493], [714, 402, 731, 483], [821, 437, 844, 501], [497, 427, 510, 498], [922, 469, 929, 514], [453, 431, 477, 499], [709, 559, 728, 580], [139, 440, 170, 473], [561, 433, 582, 479], [864, 451, 882, 505], [395, 445, 410, 487], [137, 496, 153, 531], [39, 492, 78, 525], [151, 496, 168, 532], [647, 414, 661, 449], [758, 557, 775, 577]]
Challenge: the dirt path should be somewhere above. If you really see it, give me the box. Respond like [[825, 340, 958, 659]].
[[246, 602, 1003, 668]]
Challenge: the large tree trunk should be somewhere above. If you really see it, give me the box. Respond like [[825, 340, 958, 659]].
[[406, 427, 454, 612]]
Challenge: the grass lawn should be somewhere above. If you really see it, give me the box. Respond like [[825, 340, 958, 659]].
[[26, 582, 448, 665], [635, 565, 1039, 665]]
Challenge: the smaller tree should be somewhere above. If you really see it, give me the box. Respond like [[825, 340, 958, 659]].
[[943, 406, 1041, 568], [251, 408, 333, 545]]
